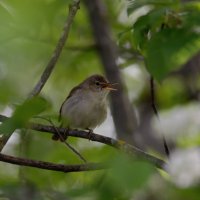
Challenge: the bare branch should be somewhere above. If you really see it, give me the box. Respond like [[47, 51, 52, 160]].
[[28, 0, 80, 98], [0, 153, 105, 173], [0, 115, 165, 170]]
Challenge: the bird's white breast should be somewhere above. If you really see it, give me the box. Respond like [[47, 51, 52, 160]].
[[61, 89, 107, 129]]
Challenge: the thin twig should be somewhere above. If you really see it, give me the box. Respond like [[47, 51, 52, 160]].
[[150, 76, 170, 157], [0, 153, 105, 173], [150, 76, 159, 116], [33, 116, 87, 163], [28, 0, 80, 98], [48, 119, 87, 163]]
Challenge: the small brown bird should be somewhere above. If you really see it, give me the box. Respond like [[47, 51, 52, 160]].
[[52, 74, 116, 140]]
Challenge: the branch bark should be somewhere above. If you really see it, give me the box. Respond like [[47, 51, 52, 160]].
[[0, 153, 105, 173], [32, 124, 165, 169], [0, 114, 166, 170], [84, 0, 138, 143]]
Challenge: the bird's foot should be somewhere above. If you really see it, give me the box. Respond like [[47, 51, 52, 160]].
[[52, 134, 59, 141], [52, 127, 69, 142], [86, 128, 93, 141], [60, 127, 69, 142]]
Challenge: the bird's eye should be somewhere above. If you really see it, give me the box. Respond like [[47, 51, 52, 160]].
[[95, 81, 100, 86]]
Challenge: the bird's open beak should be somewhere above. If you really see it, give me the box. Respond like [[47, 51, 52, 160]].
[[101, 82, 118, 91]]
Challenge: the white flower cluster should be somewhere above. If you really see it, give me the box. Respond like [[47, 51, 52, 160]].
[[152, 103, 200, 140], [165, 148, 200, 188]]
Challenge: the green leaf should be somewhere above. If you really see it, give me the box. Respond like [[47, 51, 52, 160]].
[[109, 154, 155, 190], [145, 28, 200, 81], [96, 153, 155, 200], [132, 8, 166, 51], [0, 80, 18, 104], [0, 96, 50, 135]]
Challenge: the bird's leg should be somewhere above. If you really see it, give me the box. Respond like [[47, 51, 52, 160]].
[[52, 123, 69, 142], [52, 122, 62, 141], [60, 127, 70, 142], [52, 134, 59, 141], [86, 128, 93, 140]]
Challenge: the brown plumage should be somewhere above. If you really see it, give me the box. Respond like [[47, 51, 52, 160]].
[[52, 74, 116, 141]]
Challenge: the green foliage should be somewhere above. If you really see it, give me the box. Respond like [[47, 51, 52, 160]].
[[127, 0, 200, 81], [0, 0, 200, 199], [102, 156, 153, 200], [159, 183, 200, 200], [131, 8, 166, 51], [156, 77, 187, 109], [0, 97, 50, 135], [145, 27, 200, 81], [67, 153, 155, 200], [176, 131, 200, 148], [0, 79, 18, 105]]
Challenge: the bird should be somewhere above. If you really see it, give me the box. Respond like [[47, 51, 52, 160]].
[[52, 74, 116, 141]]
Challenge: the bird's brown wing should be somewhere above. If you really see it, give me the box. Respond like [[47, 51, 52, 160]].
[[58, 85, 82, 122]]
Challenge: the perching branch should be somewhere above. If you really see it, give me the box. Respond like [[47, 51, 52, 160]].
[[0, 114, 165, 170], [28, 0, 80, 98], [0, 153, 105, 173], [32, 124, 165, 169]]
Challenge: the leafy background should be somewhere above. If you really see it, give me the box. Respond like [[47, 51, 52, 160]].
[[0, 0, 200, 199]]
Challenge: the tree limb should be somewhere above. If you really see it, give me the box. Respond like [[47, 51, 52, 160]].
[[0, 114, 165, 170], [0, 153, 105, 173], [32, 124, 165, 169]]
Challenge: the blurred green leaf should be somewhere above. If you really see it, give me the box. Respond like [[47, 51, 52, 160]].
[[157, 77, 187, 109], [132, 8, 166, 51], [129, 0, 200, 81], [96, 153, 155, 200], [178, 134, 200, 148], [0, 96, 50, 135], [0, 79, 18, 104], [109, 153, 155, 190], [145, 28, 200, 81]]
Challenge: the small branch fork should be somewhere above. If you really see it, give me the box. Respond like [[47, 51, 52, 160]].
[[0, 114, 166, 173]]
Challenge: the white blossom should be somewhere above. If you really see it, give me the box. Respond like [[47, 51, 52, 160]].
[[152, 102, 200, 140], [165, 148, 200, 188]]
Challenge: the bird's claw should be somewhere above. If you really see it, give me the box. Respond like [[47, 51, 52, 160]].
[[52, 128, 69, 142], [86, 128, 93, 141]]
